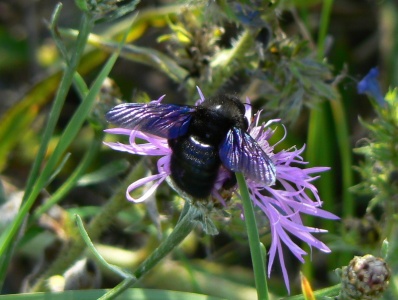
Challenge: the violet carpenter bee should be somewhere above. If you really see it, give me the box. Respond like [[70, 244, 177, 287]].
[[106, 94, 276, 199]]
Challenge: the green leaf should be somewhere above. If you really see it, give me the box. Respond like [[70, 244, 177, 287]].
[[75, 214, 133, 279], [0, 289, 225, 300]]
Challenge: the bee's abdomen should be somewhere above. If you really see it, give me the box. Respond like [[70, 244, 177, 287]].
[[169, 135, 221, 199]]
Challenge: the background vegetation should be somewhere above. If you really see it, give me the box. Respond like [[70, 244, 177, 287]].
[[0, 0, 397, 299]]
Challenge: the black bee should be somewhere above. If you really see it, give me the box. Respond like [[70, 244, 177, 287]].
[[106, 94, 275, 199]]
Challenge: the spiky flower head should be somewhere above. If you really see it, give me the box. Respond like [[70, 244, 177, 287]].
[[104, 87, 338, 292], [339, 254, 391, 300]]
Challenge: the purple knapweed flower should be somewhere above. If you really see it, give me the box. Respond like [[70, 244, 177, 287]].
[[104, 88, 338, 292], [357, 67, 386, 105], [243, 112, 339, 293]]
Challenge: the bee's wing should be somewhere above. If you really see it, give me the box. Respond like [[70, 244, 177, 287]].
[[106, 102, 195, 139], [219, 127, 276, 186]]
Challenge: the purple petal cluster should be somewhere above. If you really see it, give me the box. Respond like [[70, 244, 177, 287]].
[[244, 113, 339, 292], [104, 128, 171, 202], [104, 89, 338, 292]]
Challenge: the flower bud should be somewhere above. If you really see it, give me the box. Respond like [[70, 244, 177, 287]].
[[339, 255, 391, 300]]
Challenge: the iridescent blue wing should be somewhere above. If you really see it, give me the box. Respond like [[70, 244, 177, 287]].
[[106, 102, 195, 139], [219, 127, 276, 185]]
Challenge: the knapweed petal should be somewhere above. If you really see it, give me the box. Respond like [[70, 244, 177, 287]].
[[104, 95, 173, 200], [244, 119, 338, 292], [126, 172, 168, 203]]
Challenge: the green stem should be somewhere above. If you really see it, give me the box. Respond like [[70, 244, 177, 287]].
[[330, 98, 354, 218], [236, 173, 269, 300], [31, 14, 96, 221], [316, 0, 334, 60], [0, 9, 94, 266], [75, 214, 132, 279], [29, 161, 147, 292], [2, 6, 127, 258], [304, 0, 338, 279], [59, 28, 189, 85], [49, 3, 71, 64], [316, 0, 354, 268], [31, 130, 105, 221], [23, 11, 93, 206], [49, 5, 91, 99], [28, 19, 130, 291], [99, 202, 198, 300]]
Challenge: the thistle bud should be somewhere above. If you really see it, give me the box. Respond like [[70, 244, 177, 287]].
[[339, 255, 391, 300]]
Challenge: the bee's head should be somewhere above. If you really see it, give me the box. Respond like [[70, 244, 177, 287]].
[[201, 94, 248, 130]]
